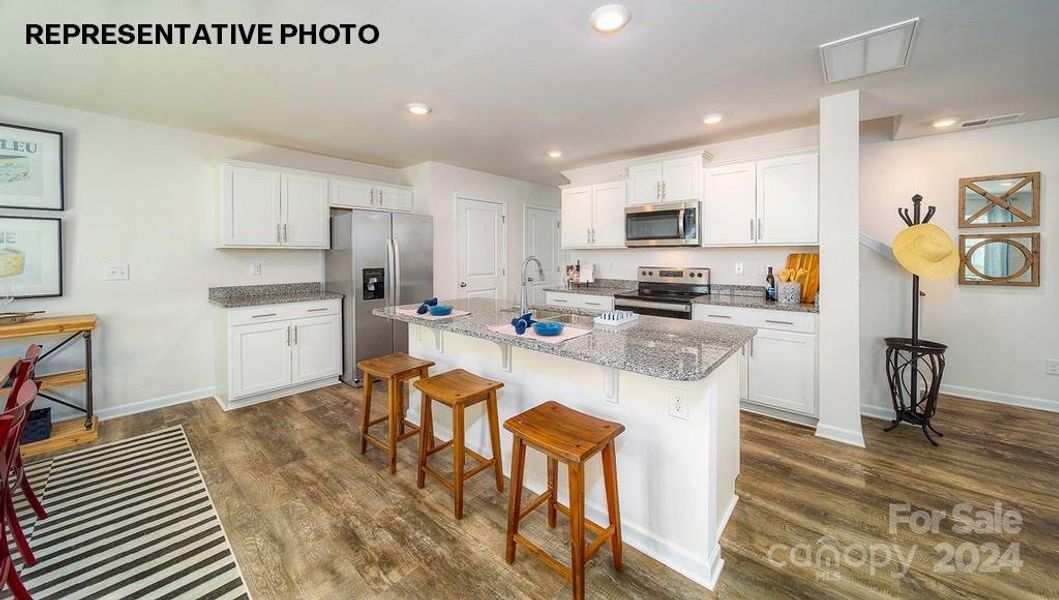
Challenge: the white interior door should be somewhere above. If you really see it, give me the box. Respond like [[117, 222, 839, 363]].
[[524, 206, 560, 306], [456, 197, 505, 299]]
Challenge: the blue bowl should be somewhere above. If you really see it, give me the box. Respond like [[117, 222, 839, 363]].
[[430, 305, 454, 316], [532, 321, 564, 337]]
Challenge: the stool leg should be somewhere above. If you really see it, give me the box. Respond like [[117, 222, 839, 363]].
[[568, 462, 586, 600], [387, 378, 399, 474], [546, 457, 558, 528], [417, 394, 432, 489], [453, 405, 466, 519], [360, 374, 374, 455], [602, 441, 623, 571], [398, 378, 406, 436], [504, 436, 527, 564], [486, 391, 504, 492]]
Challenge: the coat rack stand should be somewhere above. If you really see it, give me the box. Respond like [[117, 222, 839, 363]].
[[884, 194, 948, 445]]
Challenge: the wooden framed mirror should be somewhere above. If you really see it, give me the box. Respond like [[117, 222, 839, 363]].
[[959, 233, 1040, 286], [959, 172, 1040, 228]]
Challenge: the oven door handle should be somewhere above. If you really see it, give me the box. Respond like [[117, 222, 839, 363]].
[[614, 298, 691, 313]]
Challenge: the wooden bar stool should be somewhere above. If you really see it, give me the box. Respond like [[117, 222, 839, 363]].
[[414, 369, 504, 519], [503, 401, 625, 600], [357, 352, 434, 474]]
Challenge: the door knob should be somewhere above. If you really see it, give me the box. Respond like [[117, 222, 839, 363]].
[[460, 282, 467, 288]]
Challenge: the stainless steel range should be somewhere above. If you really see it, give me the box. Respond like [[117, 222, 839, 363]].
[[613, 266, 710, 320]]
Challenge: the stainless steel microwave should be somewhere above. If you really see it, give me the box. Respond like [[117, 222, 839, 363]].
[[625, 201, 701, 247]]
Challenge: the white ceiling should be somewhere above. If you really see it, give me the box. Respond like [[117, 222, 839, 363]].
[[2, 1, 1057, 185]]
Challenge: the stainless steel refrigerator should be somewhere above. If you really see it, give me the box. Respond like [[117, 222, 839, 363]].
[[325, 209, 433, 385]]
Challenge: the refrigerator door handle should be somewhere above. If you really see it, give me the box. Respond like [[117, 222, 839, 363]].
[[385, 238, 396, 307], [393, 238, 402, 307]]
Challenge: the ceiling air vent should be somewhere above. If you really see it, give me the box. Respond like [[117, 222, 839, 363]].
[[961, 113, 1025, 128], [820, 18, 919, 83]]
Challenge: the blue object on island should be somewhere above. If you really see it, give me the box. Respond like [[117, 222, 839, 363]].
[[532, 321, 564, 336], [416, 304, 430, 315], [430, 305, 454, 316], [514, 319, 528, 335], [424, 297, 439, 307]]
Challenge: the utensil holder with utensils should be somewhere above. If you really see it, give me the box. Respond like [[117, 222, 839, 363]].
[[777, 268, 808, 304]]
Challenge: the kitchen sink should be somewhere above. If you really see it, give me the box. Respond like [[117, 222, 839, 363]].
[[539, 313, 596, 326]]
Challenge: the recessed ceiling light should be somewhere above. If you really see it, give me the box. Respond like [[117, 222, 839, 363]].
[[589, 4, 631, 34], [932, 118, 957, 128], [548, 150, 563, 159], [702, 113, 724, 125], [405, 102, 432, 116]]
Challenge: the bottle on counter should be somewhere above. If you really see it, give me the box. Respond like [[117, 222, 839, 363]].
[[765, 266, 777, 301]]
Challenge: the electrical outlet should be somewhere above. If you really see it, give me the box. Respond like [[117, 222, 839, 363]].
[[1046, 359, 1059, 376], [668, 387, 689, 420], [103, 263, 129, 281], [250, 262, 262, 276], [735, 262, 744, 276]]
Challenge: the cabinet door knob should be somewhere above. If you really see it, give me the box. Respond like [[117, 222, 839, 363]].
[[460, 282, 467, 288]]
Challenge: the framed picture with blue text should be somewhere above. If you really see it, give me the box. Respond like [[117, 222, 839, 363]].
[[0, 123, 64, 211], [0, 216, 62, 298]]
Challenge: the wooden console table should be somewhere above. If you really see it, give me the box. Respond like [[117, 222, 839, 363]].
[[0, 315, 99, 456]]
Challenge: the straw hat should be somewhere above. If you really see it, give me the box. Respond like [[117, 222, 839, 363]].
[[891, 224, 959, 280]]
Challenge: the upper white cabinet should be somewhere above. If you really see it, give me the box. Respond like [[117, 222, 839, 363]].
[[329, 177, 413, 212], [702, 151, 818, 246], [627, 155, 702, 205], [560, 182, 626, 249], [219, 163, 329, 249]]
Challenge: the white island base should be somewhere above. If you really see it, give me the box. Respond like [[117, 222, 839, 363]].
[[402, 324, 741, 590]]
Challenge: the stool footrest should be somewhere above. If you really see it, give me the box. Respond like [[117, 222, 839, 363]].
[[425, 439, 454, 456], [584, 525, 616, 561], [367, 415, 388, 427], [512, 533, 572, 583], [554, 503, 607, 536], [519, 491, 552, 520], [423, 465, 456, 491]]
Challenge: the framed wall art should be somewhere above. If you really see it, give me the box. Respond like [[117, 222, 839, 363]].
[[958, 172, 1039, 228], [958, 232, 1039, 287], [0, 122, 64, 211], [0, 216, 63, 298]]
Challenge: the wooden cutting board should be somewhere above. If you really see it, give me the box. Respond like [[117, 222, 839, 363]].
[[785, 253, 819, 303]]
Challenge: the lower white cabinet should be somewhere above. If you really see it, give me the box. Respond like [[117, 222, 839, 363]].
[[693, 304, 817, 417], [217, 299, 342, 409], [545, 291, 614, 311]]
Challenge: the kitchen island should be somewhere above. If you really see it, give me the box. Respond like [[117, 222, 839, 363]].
[[373, 297, 755, 590]]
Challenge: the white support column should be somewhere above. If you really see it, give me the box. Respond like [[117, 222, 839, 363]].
[[816, 90, 865, 447]]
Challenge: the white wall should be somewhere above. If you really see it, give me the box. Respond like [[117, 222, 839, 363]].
[[565, 126, 820, 285], [860, 117, 1059, 411], [410, 161, 560, 300], [816, 91, 863, 447], [0, 94, 411, 419]]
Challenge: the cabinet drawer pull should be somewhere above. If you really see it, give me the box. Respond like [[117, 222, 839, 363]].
[[553, 298, 568, 303], [251, 313, 277, 318], [585, 301, 602, 306], [306, 307, 329, 312], [765, 319, 795, 325], [707, 314, 731, 319]]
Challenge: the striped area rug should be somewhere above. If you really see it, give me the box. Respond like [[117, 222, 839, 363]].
[[2, 427, 251, 600]]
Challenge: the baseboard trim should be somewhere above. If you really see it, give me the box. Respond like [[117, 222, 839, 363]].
[[96, 387, 217, 421], [940, 384, 1059, 413], [814, 422, 866, 447], [860, 403, 895, 421], [217, 377, 340, 412], [740, 402, 818, 427]]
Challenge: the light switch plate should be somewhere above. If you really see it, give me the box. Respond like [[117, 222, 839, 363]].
[[104, 263, 129, 281], [1046, 359, 1059, 376], [250, 262, 262, 276], [668, 387, 689, 420]]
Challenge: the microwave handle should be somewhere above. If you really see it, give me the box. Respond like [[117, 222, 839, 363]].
[[677, 208, 686, 240]]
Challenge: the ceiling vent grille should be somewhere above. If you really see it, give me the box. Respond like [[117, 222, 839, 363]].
[[820, 18, 919, 84], [961, 113, 1025, 128]]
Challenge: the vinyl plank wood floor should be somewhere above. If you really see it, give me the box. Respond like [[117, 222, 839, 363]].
[[53, 385, 1058, 599]]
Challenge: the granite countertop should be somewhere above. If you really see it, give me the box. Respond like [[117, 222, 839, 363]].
[[208, 282, 343, 309], [541, 278, 637, 297], [374, 297, 755, 382], [692, 293, 819, 314]]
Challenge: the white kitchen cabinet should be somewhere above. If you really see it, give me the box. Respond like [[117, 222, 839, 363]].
[[219, 164, 282, 247], [377, 184, 414, 211], [560, 182, 626, 249], [218, 163, 329, 249], [281, 174, 330, 247], [749, 329, 816, 415], [329, 177, 375, 208], [545, 291, 614, 311], [692, 304, 817, 418], [703, 162, 757, 245], [217, 299, 342, 410], [701, 151, 818, 247], [756, 153, 818, 244], [626, 154, 702, 205]]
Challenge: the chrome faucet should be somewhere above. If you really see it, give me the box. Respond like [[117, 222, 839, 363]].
[[519, 256, 545, 316]]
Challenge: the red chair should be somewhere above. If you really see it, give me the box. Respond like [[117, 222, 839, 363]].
[[0, 385, 34, 599], [4, 346, 47, 524], [1, 380, 40, 570]]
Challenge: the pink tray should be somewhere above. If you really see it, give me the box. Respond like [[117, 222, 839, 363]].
[[487, 324, 592, 344], [397, 308, 470, 320]]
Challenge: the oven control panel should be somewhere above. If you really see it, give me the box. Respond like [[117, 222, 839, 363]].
[[637, 266, 710, 284]]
